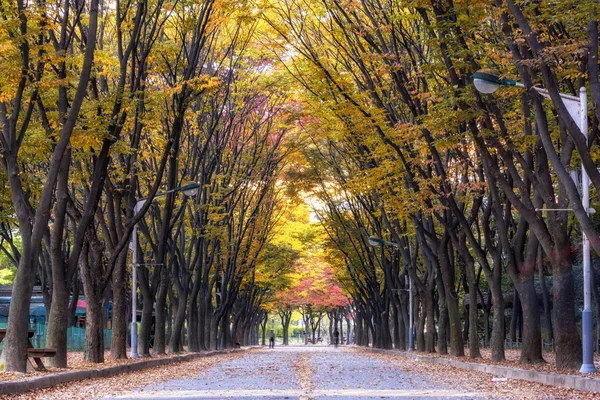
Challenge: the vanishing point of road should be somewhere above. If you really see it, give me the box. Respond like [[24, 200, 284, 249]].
[[107, 346, 486, 400]]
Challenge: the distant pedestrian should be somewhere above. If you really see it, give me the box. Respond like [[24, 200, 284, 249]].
[[333, 329, 340, 348], [269, 334, 275, 349]]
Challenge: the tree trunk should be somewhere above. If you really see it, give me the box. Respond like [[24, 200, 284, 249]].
[[538, 260, 553, 348], [45, 152, 71, 368], [397, 302, 407, 350], [517, 279, 544, 364], [84, 294, 105, 363], [438, 237, 464, 356], [510, 290, 520, 344], [416, 295, 425, 351], [382, 304, 393, 349], [209, 314, 218, 350], [188, 294, 199, 352], [466, 273, 481, 359], [490, 284, 505, 362], [45, 273, 69, 367], [154, 271, 169, 355], [110, 254, 128, 359], [553, 268, 582, 370], [3, 227, 37, 372], [169, 288, 188, 353], [188, 288, 200, 352], [346, 316, 352, 345], [282, 318, 290, 345], [392, 302, 401, 350], [222, 313, 231, 349], [425, 283, 435, 353], [138, 294, 153, 356], [436, 274, 448, 355], [261, 314, 267, 346]]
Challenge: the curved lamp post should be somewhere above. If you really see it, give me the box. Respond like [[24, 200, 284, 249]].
[[473, 70, 595, 374], [130, 182, 200, 358], [367, 236, 414, 352]]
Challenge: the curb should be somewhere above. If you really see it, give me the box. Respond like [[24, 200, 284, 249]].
[[364, 348, 600, 393], [0, 349, 244, 395]]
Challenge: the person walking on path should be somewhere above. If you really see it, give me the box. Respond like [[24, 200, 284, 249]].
[[269, 333, 275, 349], [333, 329, 340, 348]]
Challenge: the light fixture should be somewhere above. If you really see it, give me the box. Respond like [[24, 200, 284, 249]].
[[472, 69, 516, 94], [368, 237, 381, 247], [182, 182, 200, 196]]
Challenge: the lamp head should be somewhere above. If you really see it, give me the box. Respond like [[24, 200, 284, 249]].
[[368, 237, 381, 247], [473, 69, 503, 94], [473, 69, 518, 94], [182, 182, 200, 196]]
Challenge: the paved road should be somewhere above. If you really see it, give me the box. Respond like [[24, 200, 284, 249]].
[[107, 346, 487, 400]]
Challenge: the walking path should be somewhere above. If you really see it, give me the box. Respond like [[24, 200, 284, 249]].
[[2, 345, 598, 399], [106, 346, 484, 400]]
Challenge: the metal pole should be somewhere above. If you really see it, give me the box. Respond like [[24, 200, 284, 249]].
[[408, 275, 414, 352], [579, 87, 596, 374], [130, 222, 138, 359]]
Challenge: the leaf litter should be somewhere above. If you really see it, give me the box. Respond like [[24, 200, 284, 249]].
[[0, 351, 243, 400], [358, 348, 600, 400]]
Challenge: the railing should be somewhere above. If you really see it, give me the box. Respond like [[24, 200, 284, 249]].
[[0, 322, 112, 351]]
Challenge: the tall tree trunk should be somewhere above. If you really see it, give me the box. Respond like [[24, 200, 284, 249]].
[[510, 290, 520, 344], [110, 253, 128, 359], [425, 282, 435, 353], [490, 283, 505, 362], [346, 316, 352, 345], [261, 314, 267, 346], [154, 271, 169, 355], [553, 266, 582, 369], [466, 268, 481, 359], [169, 288, 188, 353], [138, 292, 154, 356], [188, 293, 200, 352], [45, 280, 69, 367], [516, 279, 544, 363], [80, 242, 105, 363], [392, 302, 401, 350], [84, 294, 105, 363], [416, 295, 425, 351], [538, 250, 553, 348], [45, 150, 71, 367], [436, 274, 448, 355], [438, 237, 464, 356]]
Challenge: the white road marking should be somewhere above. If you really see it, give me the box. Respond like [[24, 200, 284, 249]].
[[113, 388, 481, 398]]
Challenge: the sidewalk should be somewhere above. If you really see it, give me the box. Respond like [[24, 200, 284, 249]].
[[0, 349, 246, 395], [366, 348, 600, 394]]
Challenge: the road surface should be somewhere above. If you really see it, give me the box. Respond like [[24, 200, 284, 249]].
[[106, 346, 486, 399]]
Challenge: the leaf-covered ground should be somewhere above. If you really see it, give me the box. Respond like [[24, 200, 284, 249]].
[[406, 347, 600, 378], [0, 351, 244, 400], [3, 346, 600, 399], [0, 350, 191, 382], [360, 348, 600, 400]]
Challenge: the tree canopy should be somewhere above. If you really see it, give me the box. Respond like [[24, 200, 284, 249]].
[[1, 0, 600, 375]]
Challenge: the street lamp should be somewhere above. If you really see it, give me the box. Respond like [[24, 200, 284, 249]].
[[367, 236, 414, 352], [129, 182, 200, 358], [473, 70, 595, 374]]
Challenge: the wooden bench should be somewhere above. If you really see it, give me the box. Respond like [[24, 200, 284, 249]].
[[27, 348, 57, 370], [0, 329, 56, 371]]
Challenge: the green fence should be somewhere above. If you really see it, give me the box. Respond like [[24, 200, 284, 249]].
[[0, 322, 112, 351]]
